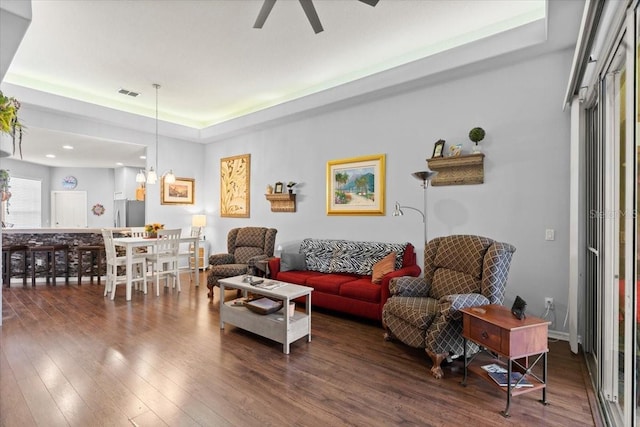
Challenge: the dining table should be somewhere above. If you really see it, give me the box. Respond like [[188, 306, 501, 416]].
[[112, 235, 200, 300]]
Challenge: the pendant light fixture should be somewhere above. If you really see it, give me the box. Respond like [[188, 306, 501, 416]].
[[137, 83, 176, 185]]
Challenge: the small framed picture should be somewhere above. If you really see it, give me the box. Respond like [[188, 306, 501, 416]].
[[274, 182, 284, 193], [449, 144, 462, 157], [432, 139, 445, 158], [161, 177, 195, 205]]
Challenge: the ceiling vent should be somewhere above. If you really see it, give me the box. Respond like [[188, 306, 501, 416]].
[[118, 88, 140, 97]]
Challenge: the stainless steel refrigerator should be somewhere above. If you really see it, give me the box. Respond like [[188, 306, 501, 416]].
[[113, 200, 145, 227]]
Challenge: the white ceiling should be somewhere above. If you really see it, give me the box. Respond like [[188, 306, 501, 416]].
[[1, 0, 549, 168]]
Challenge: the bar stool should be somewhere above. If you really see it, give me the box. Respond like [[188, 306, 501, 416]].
[[77, 245, 104, 285], [28, 244, 70, 286], [2, 244, 28, 287]]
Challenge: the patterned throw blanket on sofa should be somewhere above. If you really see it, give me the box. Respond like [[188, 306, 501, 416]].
[[299, 238, 409, 275]]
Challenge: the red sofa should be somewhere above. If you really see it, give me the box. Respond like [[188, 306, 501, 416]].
[[268, 238, 421, 322]]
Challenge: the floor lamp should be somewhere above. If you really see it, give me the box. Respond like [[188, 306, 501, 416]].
[[393, 170, 436, 244]]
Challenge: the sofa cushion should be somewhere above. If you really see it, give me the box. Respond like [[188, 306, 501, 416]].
[[277, 270, 324, 285], [306, 273, 358, 294], [281, 252, 306, 272], [372, 252, 396, 284], [340, 278, 381, 303]]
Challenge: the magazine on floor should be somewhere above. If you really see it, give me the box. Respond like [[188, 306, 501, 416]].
[[487, 371, 533, 388], [481, 363, 507, 374]]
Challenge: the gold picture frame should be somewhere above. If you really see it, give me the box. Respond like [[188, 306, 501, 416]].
[[220, 153, 250, 217], [327, 154, 385, 216], [161, 177, 194, 205]]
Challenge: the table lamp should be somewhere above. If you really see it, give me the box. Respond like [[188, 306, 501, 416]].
[[192, 214, 207, 239]]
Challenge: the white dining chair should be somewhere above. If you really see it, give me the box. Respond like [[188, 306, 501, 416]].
[[179, 226, 202, 282], [126, 226, 150, 290], [102, 229, 147, 299], [146, 228, 182, 296], [129, 227, 148, 238]]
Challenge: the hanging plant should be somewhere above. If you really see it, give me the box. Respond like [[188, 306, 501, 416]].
[[0, 91, 24, 158]]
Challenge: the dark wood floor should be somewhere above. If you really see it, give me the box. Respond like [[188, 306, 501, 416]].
[[2, 273, 600, 426]]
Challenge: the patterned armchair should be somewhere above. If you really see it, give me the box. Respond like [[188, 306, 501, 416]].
[[382, 235, 516, 378], [206, 227, 278, 298]]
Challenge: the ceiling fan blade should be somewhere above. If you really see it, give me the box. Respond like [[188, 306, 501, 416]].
[[299, 0, 323, 34], [254, 0, 277, 29], [358, 0, 380, 6]]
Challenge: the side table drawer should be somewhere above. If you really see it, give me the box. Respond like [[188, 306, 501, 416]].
[[467, 318, 502, 350]]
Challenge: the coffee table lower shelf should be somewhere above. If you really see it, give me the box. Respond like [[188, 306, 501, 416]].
[[221, 301, 310, 353]]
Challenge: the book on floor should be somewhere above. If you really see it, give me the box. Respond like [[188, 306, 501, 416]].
[[487, 371, 533, 388]]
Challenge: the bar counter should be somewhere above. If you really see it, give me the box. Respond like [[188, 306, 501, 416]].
[[2, 228, 131, 280]]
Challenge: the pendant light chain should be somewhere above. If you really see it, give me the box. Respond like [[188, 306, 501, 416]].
[[154, 83, 159, 174]]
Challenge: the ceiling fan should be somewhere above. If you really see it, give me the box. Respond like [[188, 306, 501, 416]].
[[254, 0, 380, 34]]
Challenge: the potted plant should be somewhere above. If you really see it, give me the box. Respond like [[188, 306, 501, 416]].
[[287, 181, 296, 194], [469, 127, 485, 153], [0, 91, 24, 158], [144, 223, 164, 238]]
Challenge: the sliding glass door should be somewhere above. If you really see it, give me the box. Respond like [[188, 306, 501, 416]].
[[584, 8, 638, 425]]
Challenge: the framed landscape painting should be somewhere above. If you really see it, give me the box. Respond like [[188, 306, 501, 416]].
[[220, 153, 250, 218], [161, 177, 194, 205], [326, 154, 385, 215]]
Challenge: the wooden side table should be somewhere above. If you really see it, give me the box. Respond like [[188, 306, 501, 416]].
[[460, 304, 550, 417]]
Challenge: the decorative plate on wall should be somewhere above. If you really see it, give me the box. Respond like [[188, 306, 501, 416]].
[[62, 175, 78, 189], [91, 203, 105, 216]]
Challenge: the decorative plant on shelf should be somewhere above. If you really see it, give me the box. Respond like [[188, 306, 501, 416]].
[[468, 127, 486, 153], [0, 169, 11, 214], [144, 223, 164, 237], [0, 91, 24, 158], [287, 181, 297, 194]]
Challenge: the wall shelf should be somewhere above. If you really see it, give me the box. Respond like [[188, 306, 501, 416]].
[[426, 153, 485, 186], [265, 193, 296, 212]]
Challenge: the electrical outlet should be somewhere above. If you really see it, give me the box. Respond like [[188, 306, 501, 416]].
[[544, 297, 554, 309]]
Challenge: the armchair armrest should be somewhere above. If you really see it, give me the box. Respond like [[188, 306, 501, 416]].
[[379, 265, 423, 318], [208, 253, 234, 266], [388, 276, 430, 297], [438, 293, 491, 319]]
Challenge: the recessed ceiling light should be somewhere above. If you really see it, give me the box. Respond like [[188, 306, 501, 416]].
[[115, 162, 123, 166], [63, 145, 74, 150], [46, 154, 56, 158], [140, 155, 146, 160]]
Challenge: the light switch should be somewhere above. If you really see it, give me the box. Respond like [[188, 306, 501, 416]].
[[545, 229, 555, 241]]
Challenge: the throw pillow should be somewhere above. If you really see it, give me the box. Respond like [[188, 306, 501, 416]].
[[372, 252, 396, 284], [280, 252, 306, 272]]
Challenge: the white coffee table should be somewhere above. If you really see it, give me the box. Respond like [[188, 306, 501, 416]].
[[218, 275, 313, 354]]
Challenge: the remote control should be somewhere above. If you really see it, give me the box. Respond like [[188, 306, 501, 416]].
[[250, 279, 264, 285]]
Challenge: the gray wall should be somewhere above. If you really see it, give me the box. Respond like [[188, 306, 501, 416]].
[[204, 49, 572, 334]]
